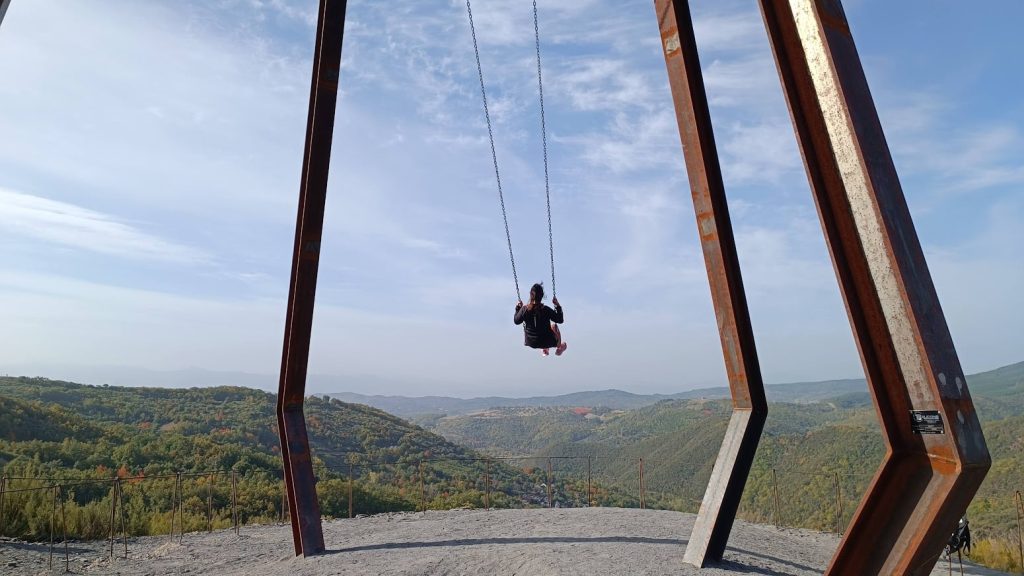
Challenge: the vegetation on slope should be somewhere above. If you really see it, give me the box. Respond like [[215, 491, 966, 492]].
[[420, 363, 1024, 572], [0, 378, 553, 540]]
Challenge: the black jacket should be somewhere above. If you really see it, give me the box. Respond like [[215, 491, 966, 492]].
[[514, 303, 564, 348]]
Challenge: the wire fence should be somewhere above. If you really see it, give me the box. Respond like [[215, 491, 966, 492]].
[[0, 460, 1020, 572]]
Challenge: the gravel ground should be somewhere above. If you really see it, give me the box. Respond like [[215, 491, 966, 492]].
[[0, 508, 1009, 575]]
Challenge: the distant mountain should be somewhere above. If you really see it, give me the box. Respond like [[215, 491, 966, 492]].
[[327, 379, 867, 417], [327, 389, 684, 417], [330, 361, 1024, 417]]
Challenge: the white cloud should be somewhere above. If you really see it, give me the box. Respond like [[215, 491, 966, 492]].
[[692, 10, 766, 53], [0, 0, 311, 222], [565, 109, 680, 174], [879, 91, 1024, 196], [0, 188, 209, 264], [554, 58, 658, 112], [719, 119, 802, 185]]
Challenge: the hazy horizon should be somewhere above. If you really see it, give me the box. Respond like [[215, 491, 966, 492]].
[[3, 358, 1017, 400]]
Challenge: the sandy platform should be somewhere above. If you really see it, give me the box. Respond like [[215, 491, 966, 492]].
[[0, 508, 1008, 575]]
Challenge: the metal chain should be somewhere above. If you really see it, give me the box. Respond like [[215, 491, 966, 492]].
[[466, 0, 521, 302], [533, 0, 556, 298]]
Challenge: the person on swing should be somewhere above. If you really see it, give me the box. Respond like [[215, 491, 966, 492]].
[[514, 282, 567, 356]]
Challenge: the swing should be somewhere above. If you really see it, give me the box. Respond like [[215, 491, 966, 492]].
[[465, 0, 557, 303], [466, 0, 566, 356]]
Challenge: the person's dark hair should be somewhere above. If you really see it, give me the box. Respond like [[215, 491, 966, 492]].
[[527, 283, 544, 310]]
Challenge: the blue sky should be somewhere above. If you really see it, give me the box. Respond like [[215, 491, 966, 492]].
[[0, 0, 1021, 397]]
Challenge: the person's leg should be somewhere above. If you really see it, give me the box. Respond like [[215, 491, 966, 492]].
[[553, 324, 567, 356]]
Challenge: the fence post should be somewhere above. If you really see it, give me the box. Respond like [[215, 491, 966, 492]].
[[587, 456, 593, 507], [1015, 490, 1023, 571], [771, 468, 782, 528], [833, 472, 844, 535], [49, 486, 56, 569], [231, 471, 239, 536], [169, 474, 178, 542], [59, 485, 69, 572], [484, 458, 491, 510], [0, 473, 6, 537], [547, 458, 553, 508], [207, 473, 214, 533], [419, 460, 426, 512], [119, 479, 128, 558], [176, 472, 184, 543], [109, 479, 117, 558], [348, 463, 354, 519], [639, 458, 646, 510]]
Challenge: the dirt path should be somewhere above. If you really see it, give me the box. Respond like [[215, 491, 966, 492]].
[[0, 508, 1008, 575]]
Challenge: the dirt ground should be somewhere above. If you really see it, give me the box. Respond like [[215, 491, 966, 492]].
[[0, 508, 1009, 575]]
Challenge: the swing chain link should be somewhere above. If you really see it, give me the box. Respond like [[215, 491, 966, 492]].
[[533, 0, 556, 299], [466, 0, 521, 302]]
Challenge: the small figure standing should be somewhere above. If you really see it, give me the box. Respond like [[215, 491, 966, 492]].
[[514, 283, 567, 356]]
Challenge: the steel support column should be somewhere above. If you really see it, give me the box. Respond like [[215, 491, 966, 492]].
[[0, 0, 12, 28], [757, 1, 990, 573], [654, 0, 768, 567], [277, 0, 348, 557]]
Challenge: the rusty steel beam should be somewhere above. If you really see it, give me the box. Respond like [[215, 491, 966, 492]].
[[654, 0, 768, 567], [757, 0, 990, 573], [0, 0, 12, 28], [277, 0, 347, 557]]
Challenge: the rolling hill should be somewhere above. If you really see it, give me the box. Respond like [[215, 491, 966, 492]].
[[415, 361, 1024, 547], [0, 377, 554, 538], [329, 361, 1023, 418]]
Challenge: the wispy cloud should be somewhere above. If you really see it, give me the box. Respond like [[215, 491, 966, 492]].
[[554, 58, 659, 112], [0, 188, 209, 264], [880, 91, 1024, 196], [719, 119, 802, 186]]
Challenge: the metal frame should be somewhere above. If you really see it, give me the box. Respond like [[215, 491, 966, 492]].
[[655, 0, 990, 571], [654, 0, 767, 567], [0, 0, 984, 565], [0, 0, 12, 28], [276, 0, 348, 557], [757, 0, 990, 573], [277, 0, 988, 566]]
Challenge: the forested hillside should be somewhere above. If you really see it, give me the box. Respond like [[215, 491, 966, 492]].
[[0, 377, 559, 540], [2, 362, 1021, 571], [421, 362, 1024, 569]]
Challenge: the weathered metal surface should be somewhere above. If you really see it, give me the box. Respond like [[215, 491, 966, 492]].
[[277, 0, 348, 557], [0, 0, 11, 29], [757, 0, 990, 573], [654, 0, 768, 567]]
